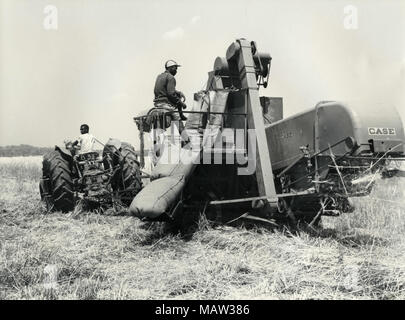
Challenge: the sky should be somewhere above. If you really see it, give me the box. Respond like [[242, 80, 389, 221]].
[[0, 0, 404, 148]]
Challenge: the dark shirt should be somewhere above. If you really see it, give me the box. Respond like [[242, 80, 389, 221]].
[[153, 71, 182, 106]]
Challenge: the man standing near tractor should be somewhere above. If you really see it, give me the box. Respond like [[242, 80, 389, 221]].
[[153, 60, 188, 133]]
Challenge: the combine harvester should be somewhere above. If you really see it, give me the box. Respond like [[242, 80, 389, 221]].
[[132, 38, 405, 227]]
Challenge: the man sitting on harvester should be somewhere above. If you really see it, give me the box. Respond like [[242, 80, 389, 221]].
[[152, 59, 188, 133], [133, 60, 189, 168]]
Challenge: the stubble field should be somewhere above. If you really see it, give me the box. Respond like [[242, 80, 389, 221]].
[[1, 156, 405, 300]]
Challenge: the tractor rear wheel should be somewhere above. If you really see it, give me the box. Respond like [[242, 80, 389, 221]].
[[117, 143, 143, 205], [41, 150, 75, 212]]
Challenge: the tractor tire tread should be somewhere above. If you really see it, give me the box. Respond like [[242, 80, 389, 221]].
[[41, 150, 74, 212]]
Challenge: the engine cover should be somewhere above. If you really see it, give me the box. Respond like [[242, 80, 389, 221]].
[[265, 101, 405, 171]]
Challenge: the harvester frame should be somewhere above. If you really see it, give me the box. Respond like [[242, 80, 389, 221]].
[[132, 38, 405, 228]]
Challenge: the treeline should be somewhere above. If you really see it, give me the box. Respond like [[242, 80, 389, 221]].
[[0, 144, 54, 157], [0, 144, 148, 157]]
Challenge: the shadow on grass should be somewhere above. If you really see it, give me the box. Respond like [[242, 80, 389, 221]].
[[134, 212, 314, 245], [131, 211, 216, 245], [303, 226, 389, 247]]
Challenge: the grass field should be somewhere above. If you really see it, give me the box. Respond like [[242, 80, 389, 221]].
[[1, 156, 405, 300]]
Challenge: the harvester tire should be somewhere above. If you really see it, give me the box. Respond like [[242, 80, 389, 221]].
[[117, 143, 143, 205], [41, 150, 74, 212]]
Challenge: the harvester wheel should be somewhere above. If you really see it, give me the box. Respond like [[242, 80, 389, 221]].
[[41, 150, 74, 212], [117, 143, 143, 205]]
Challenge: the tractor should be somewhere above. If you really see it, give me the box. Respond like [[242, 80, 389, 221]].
[[39, 139, 142, 212]]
